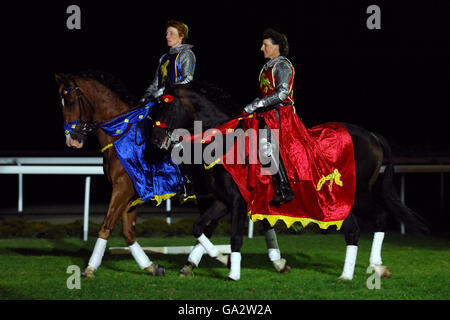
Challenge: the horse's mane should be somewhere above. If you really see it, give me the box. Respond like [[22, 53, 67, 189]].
[[67, 70, 138, 106], [164, 81, 243, 130], [166, 80, 244, 129], [184, 80, 242, 118]]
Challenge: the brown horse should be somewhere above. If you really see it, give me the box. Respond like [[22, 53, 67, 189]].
[[55, 70, 290, 279], [55, 71, 166, 278]]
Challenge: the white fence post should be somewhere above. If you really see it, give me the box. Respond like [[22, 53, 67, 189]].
[[248, 219, 254, 239], [83, 176, 91, 241], [17, 160, 23, 214], [166, 199, 172, 225]]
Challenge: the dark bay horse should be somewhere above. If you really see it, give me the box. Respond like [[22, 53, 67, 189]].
[[55, 71, 168, 278], [55, 71, 289, 279], [150, 82, 429, 281]]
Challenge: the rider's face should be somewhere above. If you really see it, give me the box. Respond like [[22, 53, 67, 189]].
[[261, 38, 280, 59], [166, 26, 184, 48]]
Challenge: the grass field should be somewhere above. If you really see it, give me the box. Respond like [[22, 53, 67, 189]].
[[0, 233, 448, 300]]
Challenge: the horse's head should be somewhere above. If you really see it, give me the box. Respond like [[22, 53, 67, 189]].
[[150, 86, 196, 150], [55, 73, 95, 149], [150, 83, 236, 151]]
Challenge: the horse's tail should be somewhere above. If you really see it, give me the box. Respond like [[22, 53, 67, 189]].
[[372, 132, 430, 234]]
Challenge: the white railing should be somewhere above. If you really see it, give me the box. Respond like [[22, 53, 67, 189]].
[[1, 157, 449, 240], [0, 157, 171, 241]]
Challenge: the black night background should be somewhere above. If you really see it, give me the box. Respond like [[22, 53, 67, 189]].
[[0, 1, 449, 232]]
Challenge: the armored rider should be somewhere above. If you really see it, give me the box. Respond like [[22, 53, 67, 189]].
[[244, 28, 295, 205], [142, 20, 196, 197], [141, 20, 196, 102]]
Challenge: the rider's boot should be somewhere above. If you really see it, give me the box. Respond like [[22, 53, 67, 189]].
[[269, 157, 295, 205]]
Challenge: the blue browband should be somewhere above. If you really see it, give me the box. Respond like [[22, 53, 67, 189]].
[[62, 87, 77, 96]]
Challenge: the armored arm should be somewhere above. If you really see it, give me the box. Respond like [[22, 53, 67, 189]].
[[176, 49, 196, 84]]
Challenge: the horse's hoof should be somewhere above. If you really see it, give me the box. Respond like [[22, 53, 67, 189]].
[[338, 275, 353, 281], [145, 264, 165, 276], [154, 264, 166, 276], [224, 277, 237, 281], [179, 264, 194, 277], [273, 258, 291, 274], [81, 266, 95, 279], [281, 264, 291, 274], [372, 265, 391, 278], [382, 267, 391, 278]]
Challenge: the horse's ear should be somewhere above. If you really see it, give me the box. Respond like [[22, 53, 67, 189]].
[[55, 73, 69, 85]]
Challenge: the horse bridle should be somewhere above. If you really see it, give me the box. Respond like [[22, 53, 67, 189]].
[[61, 79, 96, 139], [151, 95, 188, 149], [152, 120, 178, 147]]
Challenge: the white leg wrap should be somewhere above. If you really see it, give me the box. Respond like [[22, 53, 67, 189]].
[[187, 243, 206, 267], [228, 252, 241, 281], [197, 234, 219, 258], [129, 242, 152, 269], [88, 238, 107, 270], [268, 248, 281, 261], [340, 245, 358, 280], [369, 232, 385, 266]]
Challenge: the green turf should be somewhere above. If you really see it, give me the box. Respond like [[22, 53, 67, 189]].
[[0, 233, 448, 300]]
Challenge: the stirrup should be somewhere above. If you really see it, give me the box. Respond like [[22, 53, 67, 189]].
[[182, 175, 195, 197], [182, 182, 195, 198]]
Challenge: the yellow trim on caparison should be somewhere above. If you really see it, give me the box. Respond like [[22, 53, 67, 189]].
[[130, 192, 178, 208], [249, 212, 344, 230]]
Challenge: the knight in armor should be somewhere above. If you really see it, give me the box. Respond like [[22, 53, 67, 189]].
[[141, 20, 196, 102], [141, 20, 196, 197], [244, 28, 295, 205]]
